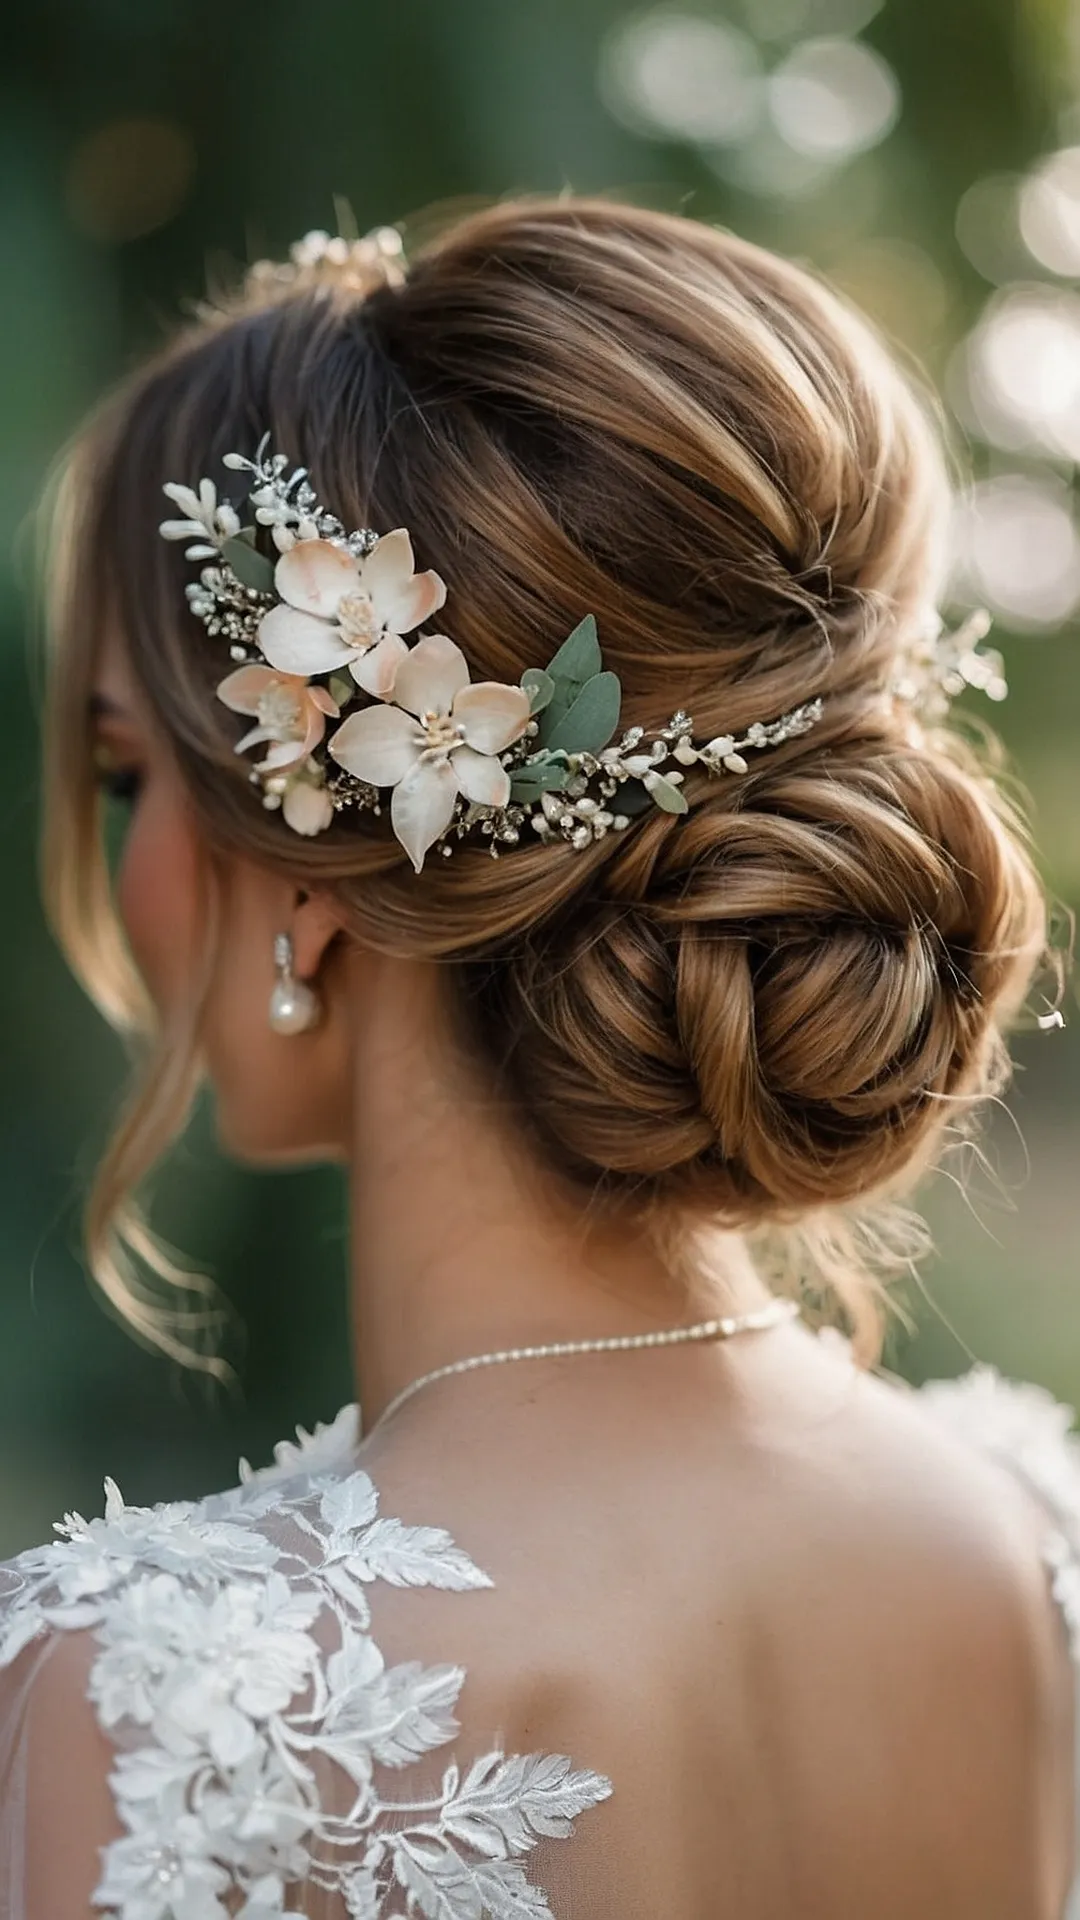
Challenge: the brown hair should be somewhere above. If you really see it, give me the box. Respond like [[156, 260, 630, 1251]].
[[43, 195, 1049, 1370]]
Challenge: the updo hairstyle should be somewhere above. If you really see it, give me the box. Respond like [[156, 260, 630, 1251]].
[[44, 197, 1049, 1368]]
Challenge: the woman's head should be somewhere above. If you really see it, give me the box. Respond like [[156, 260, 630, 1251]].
[[45, 196, 1048, 1364]]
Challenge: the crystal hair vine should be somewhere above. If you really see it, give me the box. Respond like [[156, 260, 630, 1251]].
[[159, 436, 1006, 873]]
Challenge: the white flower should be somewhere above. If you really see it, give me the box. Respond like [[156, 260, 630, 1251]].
[[92, 1811, 231, 1920], [217, 665, 339, 774], [194, 1747, 314, 1859], [257, 532, 446, 698], [91, 1572, 321, 1745], [90, 1573, 187, 1726], [328, 635, 531, 871], [160, 478, 241, 559], [19, 1480, 279, 1620]]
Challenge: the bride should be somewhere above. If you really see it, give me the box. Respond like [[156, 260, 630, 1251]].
[[1, 196, 1076, 1917]]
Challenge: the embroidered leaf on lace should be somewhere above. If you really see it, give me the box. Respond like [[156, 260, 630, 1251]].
[[0, 1409, 613, 1918]]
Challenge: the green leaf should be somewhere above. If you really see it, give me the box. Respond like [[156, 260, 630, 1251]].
[[522, 668, 554, 715], [509, 755, 571, 800], [540, 615, 604, 737], [222, 535, 275, 593], [545, 672, 622, 756], [328, 673, 356, 709], [645, 774, 689, 815], [545, 614, 601, 684]]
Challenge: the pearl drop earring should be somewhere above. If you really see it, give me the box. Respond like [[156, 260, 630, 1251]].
[[268, 932, 320, 1036]]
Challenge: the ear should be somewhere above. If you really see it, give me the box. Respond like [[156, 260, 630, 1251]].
[[290, 889, 349, 982]]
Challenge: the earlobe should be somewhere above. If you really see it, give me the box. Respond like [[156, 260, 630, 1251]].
[[290, 890, 348, 982]]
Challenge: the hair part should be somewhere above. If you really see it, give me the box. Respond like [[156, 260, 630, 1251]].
[[42, 195, 1050, 1372]]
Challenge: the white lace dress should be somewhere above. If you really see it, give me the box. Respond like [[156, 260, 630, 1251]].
[[1, 1359, 1078, 1919]]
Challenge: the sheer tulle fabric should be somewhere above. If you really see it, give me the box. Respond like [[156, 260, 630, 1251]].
[[1, 1367, 1079, 1918]]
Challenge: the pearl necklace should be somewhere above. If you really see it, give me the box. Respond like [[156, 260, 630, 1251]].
[[363, 1295, 801, 1437]]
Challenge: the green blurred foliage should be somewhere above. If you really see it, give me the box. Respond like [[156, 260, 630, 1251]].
[[1, 0, 1077, 1554]]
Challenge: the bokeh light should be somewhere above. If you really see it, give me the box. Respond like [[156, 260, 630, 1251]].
[[738, 0, 884, 40], [955, 173, 1030, 285], [950, 474, 1080, 630], [599, 10, 763, 145], [954, 284, 1080, 460], [766, 35, 899, 159], [67, 116, 195, 243], [1020, 146, 1080, 277]]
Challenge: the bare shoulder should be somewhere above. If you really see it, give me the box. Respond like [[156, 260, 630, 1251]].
[[713, 1330, 1078, 1915]]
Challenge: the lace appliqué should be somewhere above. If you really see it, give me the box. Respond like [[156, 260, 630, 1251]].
[[0, 1408, 613, 1918]]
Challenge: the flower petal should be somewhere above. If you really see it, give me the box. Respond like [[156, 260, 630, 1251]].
[[356, 529, 413, 601], [392, 634, 469, 720], [217, 665, 278, 716], [274, 539, 359, 617], [257, 738, 309, 772], [451, 745, 511, 808], [377, 569, 448, 637], [454, 682, 532, 754], [359, 532, 447, 634], [235, 723, 277, 754], [328, 705, 422, 787], [283, 783, 335, 836], [310, 686, 341, 718], [258, 605, 355, 677], [391, 760, 458, 872], [350, 633, 408, 699]]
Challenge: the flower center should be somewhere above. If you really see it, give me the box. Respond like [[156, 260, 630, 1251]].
[[258, 684, 304, 737], [336, 593, 378, 650], [417, 710, 465, 759]]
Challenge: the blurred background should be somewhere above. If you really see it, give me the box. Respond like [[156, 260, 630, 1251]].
[[1, 0, 1078, 1555]]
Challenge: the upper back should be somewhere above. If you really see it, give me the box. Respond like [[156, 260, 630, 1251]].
[[355, 1320, 1077, 1918], [0, 1322, 1075, 1919]]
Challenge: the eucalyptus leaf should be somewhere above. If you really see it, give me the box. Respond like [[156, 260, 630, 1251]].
[[645, 774, 689, 815], [540, 614, 604, 737], [328, 674, 356, 709], [222, 536, 275, 593], [546, 671, 622, 756], [522, 668, 554, 714], [509, 760, 571, 799], [544, 614, 601, 685]]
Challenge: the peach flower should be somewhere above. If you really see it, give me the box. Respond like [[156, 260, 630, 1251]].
[[217, 664, 339, 774], [328, 634, 531, 871], [255, 531, 446, 699]]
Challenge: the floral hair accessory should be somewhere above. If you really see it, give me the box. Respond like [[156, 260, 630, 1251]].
[[893, 606, 1008, 714], [161, 438, 1007, 871]]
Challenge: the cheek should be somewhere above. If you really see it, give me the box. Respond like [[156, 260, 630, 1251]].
[[116, 781, 204, 1012]]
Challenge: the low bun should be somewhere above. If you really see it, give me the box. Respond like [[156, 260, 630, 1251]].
[[462, 735, 1044, 1224]]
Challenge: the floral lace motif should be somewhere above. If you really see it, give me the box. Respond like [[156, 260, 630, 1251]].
[[0, 1408, 613, 1919], [915, 1364, 1080, 1660]]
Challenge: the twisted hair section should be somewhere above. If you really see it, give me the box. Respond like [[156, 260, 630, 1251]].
[[42, 195, 1051, 1369]]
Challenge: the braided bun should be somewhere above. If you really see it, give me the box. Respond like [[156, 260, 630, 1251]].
[[463, 734, 1042, 1221]]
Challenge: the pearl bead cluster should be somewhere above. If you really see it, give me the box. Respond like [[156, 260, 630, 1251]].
[[362, 1296, 801, 1437]]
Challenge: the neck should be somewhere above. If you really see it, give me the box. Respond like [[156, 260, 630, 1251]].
[[344, 953, 770, 1431]]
